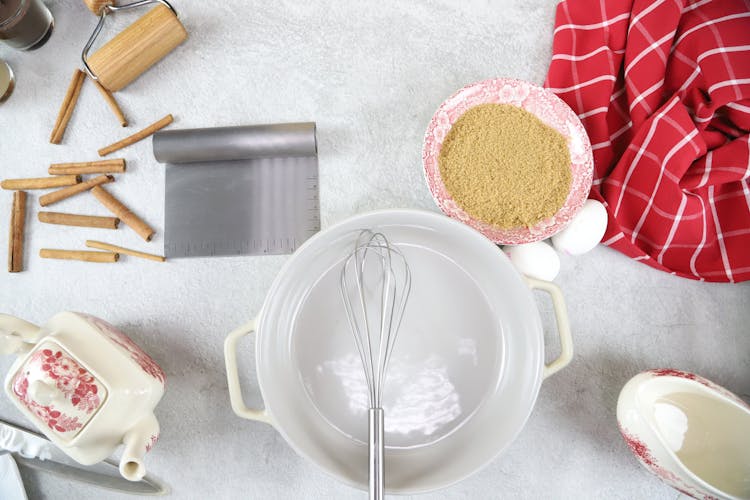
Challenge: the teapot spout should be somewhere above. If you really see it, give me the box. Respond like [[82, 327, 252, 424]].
[[119, 413, 160, 481], [0, 314, 40, 355]]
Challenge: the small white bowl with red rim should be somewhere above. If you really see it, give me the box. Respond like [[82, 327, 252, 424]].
[[422, 77, 594, 245]]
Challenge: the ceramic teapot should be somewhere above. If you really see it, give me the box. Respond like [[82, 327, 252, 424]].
[[0, 312, 165, 481]]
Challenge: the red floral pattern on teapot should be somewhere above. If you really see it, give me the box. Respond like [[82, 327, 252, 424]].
[[146, 433, 159, 452], [12, 345, 105, 437], [81, 314, 166, 384]]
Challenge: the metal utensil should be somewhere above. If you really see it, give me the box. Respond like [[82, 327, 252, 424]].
[[0, 419, 168, 496], [340, 230, 411, 500], [153, 123, 320, 258], [0, 453, 27, 500]]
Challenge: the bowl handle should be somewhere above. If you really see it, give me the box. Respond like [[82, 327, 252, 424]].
[[224, 319, 274, 425], [524, 277, 574, 379]]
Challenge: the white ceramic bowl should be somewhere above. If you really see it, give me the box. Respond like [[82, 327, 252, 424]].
[[224, 209, 573, 493]]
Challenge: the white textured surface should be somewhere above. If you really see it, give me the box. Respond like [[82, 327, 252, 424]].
[[1, 0, 749, 499]]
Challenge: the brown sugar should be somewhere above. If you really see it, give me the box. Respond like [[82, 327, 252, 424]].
[[438, 103, 572, 229]]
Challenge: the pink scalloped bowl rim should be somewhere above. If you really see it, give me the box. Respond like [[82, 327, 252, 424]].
[[422, 78, 594, 245]]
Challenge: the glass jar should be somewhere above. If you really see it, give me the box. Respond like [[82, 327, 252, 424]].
[[0, 0, 54, 50]]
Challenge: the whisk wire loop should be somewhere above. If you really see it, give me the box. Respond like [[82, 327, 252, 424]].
[[340, 230, 412, 408]]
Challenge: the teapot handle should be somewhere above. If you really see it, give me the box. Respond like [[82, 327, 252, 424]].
[[0, 314, 41, 355]]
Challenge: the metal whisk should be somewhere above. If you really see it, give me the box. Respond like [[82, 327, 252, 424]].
[[340, 230, 412, 500]]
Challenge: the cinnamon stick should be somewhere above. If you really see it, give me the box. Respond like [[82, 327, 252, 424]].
[[40, 249, 119, 263], [38, 211, 119, 229], [39, 175, 114, 207], [86, 240, 165, 262], [91, 186, 154, 241], [2, 175, 81, 190], [50, 69, 86, 144], [98, 114, 173, 156], [91, 78, 128, 127], [8, 191, 27, 272], [49, 159, 126, 175]]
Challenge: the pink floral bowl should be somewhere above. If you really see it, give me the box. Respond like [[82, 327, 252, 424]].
[[422, 78, 594, 245]]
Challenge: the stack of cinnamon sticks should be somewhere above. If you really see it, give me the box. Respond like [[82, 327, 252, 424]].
[[8, 69, 178, 270], [4, 156, 165, 271], [6, 66, 181, 270]]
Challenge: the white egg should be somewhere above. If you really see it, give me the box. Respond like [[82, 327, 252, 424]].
[[552, 199, 608, 255], [504, 241, 560, 281]]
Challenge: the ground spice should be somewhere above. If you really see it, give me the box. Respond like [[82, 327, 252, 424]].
[[438, 103, 572, 229]]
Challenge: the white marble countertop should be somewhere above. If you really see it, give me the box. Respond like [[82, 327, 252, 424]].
[[1, 0, 748, 498]]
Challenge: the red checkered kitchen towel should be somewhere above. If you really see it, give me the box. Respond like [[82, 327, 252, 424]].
[[545, 0, 750, 282]]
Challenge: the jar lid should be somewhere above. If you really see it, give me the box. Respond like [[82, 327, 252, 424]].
[[9, 341, 107, 441]]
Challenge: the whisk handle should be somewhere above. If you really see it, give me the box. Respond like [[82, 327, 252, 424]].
[[369, 408, 384, 500]]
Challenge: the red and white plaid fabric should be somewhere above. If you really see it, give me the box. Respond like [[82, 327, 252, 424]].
[[545, 0, 750, 282]]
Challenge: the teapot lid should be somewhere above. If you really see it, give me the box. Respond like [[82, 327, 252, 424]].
[[9, 341, 107, 441]]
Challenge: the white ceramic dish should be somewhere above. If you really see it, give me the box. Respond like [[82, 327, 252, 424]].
[[224, 209, 573, 493], [618, 369, 750, 500]]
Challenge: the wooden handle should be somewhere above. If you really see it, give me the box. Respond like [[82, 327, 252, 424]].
[[84, 0, 114, 15], [87, 5, 188, 92]]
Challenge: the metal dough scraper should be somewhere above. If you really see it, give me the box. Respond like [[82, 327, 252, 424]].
[[153, 122, 319, 258]]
